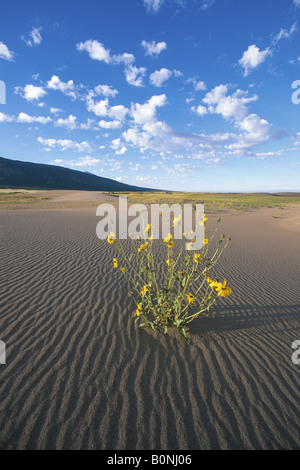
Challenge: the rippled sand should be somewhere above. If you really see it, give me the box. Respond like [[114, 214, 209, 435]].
[[0, 199, 299, 449]]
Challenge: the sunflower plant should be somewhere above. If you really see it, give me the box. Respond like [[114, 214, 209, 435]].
[[107, 214, 232, 343]]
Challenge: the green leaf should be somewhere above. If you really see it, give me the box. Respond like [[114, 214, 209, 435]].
[[178, 326, 189, 343]]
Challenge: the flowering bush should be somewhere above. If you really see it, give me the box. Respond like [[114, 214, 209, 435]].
[[107, 214, 231, 343]]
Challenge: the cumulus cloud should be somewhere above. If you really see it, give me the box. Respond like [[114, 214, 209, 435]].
[[46, 75, 76, 98], [54, 114, 77, 130], [86, 95, 128, 122], [17, 112, 52, 124], [76, 39, 135, 67], [131, 94, 167, 125], [124, 65, 147, 87], [239, 44, 271, 76], [98, 120, 122, 129], [150, 68, 172, 87], [76, 39, 111, 63], [191, 104, 208, 116], [94, 84, 118, 97], [141, 40, 167, 57], [187, 77, 206, 92], [15, 84, 47, 102], [0, 41, 14, 61], [37, 137, 93, 153], [0, 111, 51, 125], [0, 112, 14, 122]]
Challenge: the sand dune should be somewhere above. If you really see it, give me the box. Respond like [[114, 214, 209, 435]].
[[0, 202, 299, 449]]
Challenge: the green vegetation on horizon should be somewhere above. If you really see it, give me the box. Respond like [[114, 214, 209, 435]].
[[105, 191, 300, 211], [0, 191, 48, 205]]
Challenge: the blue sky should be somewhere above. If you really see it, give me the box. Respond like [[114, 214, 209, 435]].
[[0, 0, 300, 191]]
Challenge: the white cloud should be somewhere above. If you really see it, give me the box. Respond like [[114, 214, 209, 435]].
[[0, 112, 13, 122], [131, 94, 167, 125], [191, 104, 208, 116], [76, 39, 135, 68], [69, 156, 100, 167], [76, 39, 111, 63], [150, 68, 172, 87], [50, 107, 63, 114], [108, 105, 128, 121], [94, 84, 118, 97], [98, 120, 122, 129], [239, 44, 271, 76], [47, 75, 76, 98], [112, 52, 135, 65], [17, 112, 52, 124], [272, 22, 297, 45], [86, 95, 128, 121], [54, 114, 77, 130], [214, 89, 258, 122], [15, 84, 47, 102], [141, 40, 167, 57], [124, 65, 147, 87], [23, 27, 42, 46], [202, 84, 228, 105], [143, 0, 164, 13], [115, 146, 127, 155], [87, 97, 109, 116], [187, 77, 206, 92], [0, 41, 14, 61], [228, 113, 271, 151], [37, 137, 93, 152], [294, 0, 300, 6]]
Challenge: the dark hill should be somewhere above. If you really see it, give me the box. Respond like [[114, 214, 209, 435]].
[[0, 156, 156, 191]]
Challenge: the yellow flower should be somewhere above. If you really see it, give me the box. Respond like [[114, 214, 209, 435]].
[[107, 232, 116, 244], [138, 242, 148, 252], [187, 240, 195, 250], [172, 214, 181, 227], [193, 254, 202, 263], [129, 291, 133, 296], [121, 267, 126, 273], [215, 279, 232, 297], [165, 259, 171, 265], [140, 285, 149, 296], [199, 215, 207, 226], [135, 303, 142, 317], [186, 293, 195, 304], [178, 270, 185, 275], [145, 223, 153, 233], [203, 238, 208, 245], [113, 258, 118, 268], [163, 233, 173, 243], [206, 276, 217, 288], [167, 240, 174, 248]]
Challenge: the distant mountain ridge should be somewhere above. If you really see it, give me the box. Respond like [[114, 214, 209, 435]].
[[0, 156, 156, 192]]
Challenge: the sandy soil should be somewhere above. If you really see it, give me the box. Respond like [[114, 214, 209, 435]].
[[0, 195, 299, 450]]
